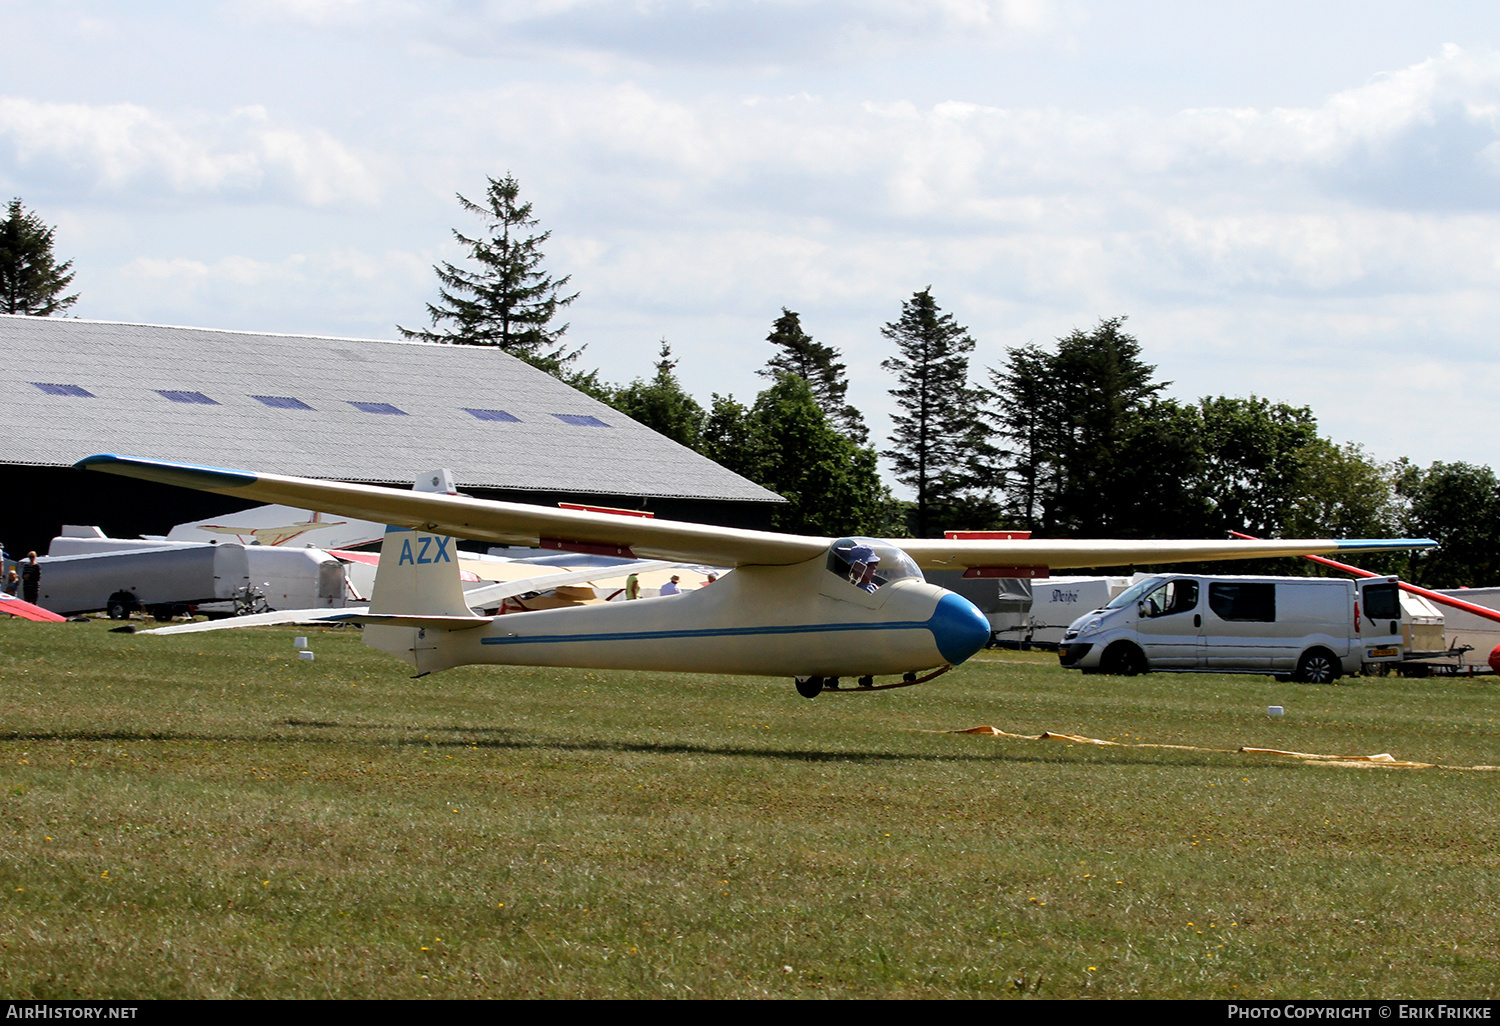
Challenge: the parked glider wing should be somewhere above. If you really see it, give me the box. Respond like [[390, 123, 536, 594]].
[[78, 454, 1437, 571], [0, 593, 67, 622], [895, 535, 1437, 571]]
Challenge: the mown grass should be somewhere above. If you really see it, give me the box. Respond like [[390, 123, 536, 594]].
[[1, 617, 1498, 999]]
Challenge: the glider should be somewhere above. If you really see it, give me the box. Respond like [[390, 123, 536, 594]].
[[78, 454, 1437, 697]]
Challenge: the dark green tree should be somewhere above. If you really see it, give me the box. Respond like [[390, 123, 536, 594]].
[[702, 376, 892, 536], [881, 288, 994, 537], [0, 199, 78, 316], [987, 317, 1167, 536], [1398, 461, 1500, 587], [699, 393, 758, 480], [1195, 396, 1319, 536], [987, 342, 1059, 530], [610, 341, 705, 450], [1283, 439, 1401, 543], [759, 308, 867, 444], [399, 174, 580, 374], [1042, 317, 1169, 534], [1109, 398, 1212, 539], [748, 375, 891, 536]]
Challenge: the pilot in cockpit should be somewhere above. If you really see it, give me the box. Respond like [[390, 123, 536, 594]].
[[840, 542, 881, 593]]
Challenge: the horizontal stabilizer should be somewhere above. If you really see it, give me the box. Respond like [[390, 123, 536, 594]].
[[323, 612, 492, 631], [138, 607, 368, 635]]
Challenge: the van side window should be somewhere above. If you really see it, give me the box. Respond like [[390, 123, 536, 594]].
[[1143, 578, 1199, 617], [1363, 582, 1400, 621], [1208, 582, 1276, 622]]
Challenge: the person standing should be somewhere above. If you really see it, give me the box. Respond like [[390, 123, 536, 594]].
[[660, 575, 682, 596], [20, 552, 40, 604], [624, 573, 641, 600]]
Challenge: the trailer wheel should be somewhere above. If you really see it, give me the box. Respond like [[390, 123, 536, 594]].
[[1295, 648, 1340, 684], [106, 592, 137, 620]]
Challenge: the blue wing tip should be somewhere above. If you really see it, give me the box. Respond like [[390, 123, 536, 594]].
[[1335, 538, 1439, 550], [74, 453, 258, 486]]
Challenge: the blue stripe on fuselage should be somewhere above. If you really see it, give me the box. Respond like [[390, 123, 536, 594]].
[[478, 595, 988, 665], [480, 620, 935, 647]]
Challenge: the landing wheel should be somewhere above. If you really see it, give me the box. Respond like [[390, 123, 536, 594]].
[[795, 676, 824, 699], [858, 676, 874, 688]]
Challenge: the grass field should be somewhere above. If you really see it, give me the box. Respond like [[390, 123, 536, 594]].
[[2, 615, 1498, 999]]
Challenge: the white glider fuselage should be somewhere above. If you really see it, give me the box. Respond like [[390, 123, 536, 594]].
[[366, 551, 985, 678]]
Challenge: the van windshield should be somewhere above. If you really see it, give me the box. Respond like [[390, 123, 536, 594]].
[[1104, 576, 1167, 610]]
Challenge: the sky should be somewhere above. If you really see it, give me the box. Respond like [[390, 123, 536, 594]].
[[4, 0, 1500, 482]]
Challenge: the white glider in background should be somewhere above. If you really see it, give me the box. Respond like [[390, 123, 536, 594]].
[[137, 559, 676, 635], [80, 454, 1438, 697]]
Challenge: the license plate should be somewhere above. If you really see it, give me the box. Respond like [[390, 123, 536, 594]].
[[1367, 647, 1399, 658]]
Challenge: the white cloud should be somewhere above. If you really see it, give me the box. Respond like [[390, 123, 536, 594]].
[[0, 98, 383, 206], [233, 0, 1078, 66]]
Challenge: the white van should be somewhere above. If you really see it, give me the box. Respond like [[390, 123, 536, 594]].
[[1057, 574, 1405, 682]]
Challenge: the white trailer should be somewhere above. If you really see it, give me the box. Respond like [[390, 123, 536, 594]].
[[50, 526, 351, 614], [33, 544, 250, 619]]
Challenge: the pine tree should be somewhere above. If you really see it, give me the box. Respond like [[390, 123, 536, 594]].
[[881, 288, 993, 537], [399, 174, 580, 374], [1042, 317, 1168, 534], [610, 341, 705, 450], [758, 308, 867, 444], [0, 199, 78, 316]]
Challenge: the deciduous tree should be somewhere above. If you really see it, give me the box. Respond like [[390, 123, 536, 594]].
[[610, 341, 705, 450], [1398, 461, 1500, 587]]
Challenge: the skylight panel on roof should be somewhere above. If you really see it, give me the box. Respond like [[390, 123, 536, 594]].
[[348, 401, 406, 416], [31, 382, 95, 398], [156, 390, 219, 405], [552, 414, 609, 427], [464, 408, 521, 423], [251, 395, 315, 410]]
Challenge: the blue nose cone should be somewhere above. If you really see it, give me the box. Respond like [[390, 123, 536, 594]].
[[928, 592, 992, 665]]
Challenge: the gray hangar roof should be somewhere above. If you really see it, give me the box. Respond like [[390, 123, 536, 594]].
[[0, 316, 782, 504]]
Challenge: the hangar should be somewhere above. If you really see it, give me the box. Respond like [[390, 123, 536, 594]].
[[0, 316, 783, 553]]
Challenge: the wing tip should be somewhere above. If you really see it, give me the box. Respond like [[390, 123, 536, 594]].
[[74, 454, 259, 487]]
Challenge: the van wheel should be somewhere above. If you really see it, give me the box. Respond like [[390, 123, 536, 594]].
[[106, 592, 136, 620], [1101, 642, 1147, 677], [1295, 649, 1340, 684]]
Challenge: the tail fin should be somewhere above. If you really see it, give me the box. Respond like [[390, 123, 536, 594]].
[[364, 526, 478, 674], [369, 526, 474, 617]]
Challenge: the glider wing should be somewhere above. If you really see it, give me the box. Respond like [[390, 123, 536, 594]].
[[78, 454, 1437, 572]]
